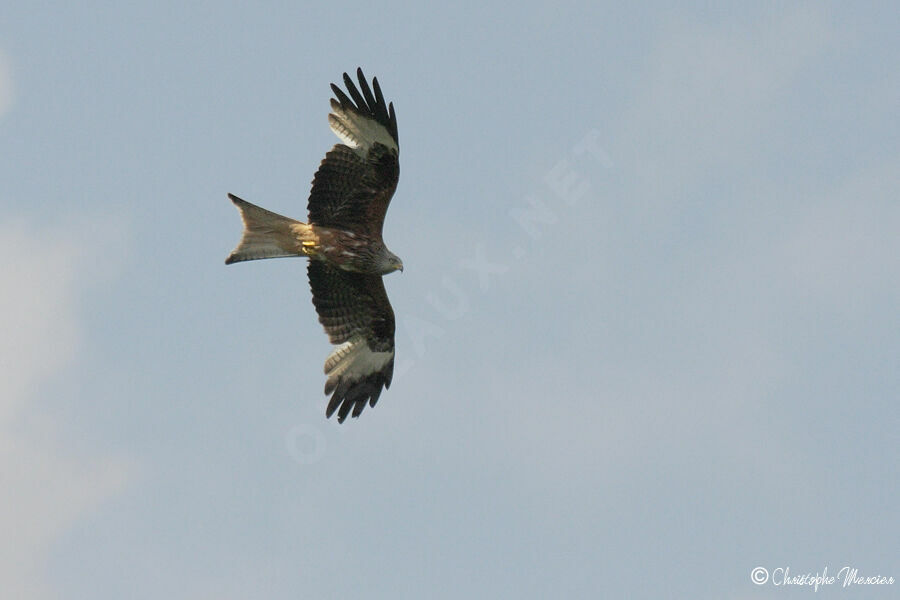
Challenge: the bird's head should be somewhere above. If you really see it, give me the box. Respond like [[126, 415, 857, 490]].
[[380, 249, 404, 275]]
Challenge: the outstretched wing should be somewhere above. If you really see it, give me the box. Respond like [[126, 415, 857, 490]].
[[307, 68, 399, 236], [307, 261, 396, 422]]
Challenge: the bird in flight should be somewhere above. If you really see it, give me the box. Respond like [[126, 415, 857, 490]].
[[226, 68, 402, 423]]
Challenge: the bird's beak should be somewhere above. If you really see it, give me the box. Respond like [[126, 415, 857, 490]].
[[398, 263, 404, 273]]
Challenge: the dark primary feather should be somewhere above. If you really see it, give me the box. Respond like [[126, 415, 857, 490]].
[[307, 261, 395, 422], [326, 372, 390, 423], [333, 67, 398, 144]]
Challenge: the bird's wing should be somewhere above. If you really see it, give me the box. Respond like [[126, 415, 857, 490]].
[[307, 261, 396, 422], [307, 68, 400, 236]]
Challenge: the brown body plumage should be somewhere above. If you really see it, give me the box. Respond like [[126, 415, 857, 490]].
[[225, 195, 399, 275]]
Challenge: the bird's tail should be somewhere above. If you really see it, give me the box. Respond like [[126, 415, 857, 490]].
[[225, 193, 311, 264]]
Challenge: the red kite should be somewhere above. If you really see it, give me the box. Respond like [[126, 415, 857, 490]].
[[226, 68, 401, 423]]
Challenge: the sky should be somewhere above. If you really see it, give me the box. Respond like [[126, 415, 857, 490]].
[[1, 2, 898, 599]]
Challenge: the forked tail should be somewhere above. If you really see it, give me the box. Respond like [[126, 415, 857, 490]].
[[225, 194, 310, 264]]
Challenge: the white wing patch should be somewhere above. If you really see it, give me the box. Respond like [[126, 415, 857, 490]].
[[328, 100, 399, 157], [324, 334, 394, 387]]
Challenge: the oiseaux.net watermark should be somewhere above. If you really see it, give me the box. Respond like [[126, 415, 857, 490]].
[[751, 566, 894, 591]]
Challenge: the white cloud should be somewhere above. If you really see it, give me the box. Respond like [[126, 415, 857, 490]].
[[446, 6, 897, 503], [780, 159, 900, 312], [0, 49, 13, 119], [618, 7, 834, 196], [0, 220, 131, 600]]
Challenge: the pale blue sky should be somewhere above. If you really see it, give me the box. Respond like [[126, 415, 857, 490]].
[[1, 2, 898, 599]]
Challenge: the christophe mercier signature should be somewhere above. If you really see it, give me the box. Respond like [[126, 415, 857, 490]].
[[762, 566, 895, 590]]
